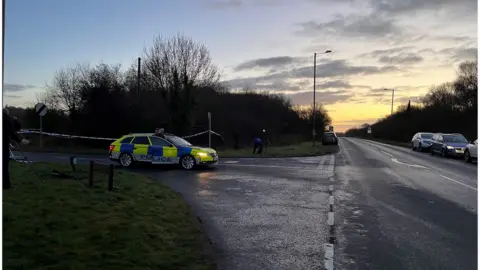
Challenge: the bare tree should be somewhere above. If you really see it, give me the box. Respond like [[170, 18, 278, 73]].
[[45, 63, 90, 113], [422, 83, 456, 109], [142, 33, 221, 90], [454, 60, 477, 110], [34, 91, 61, 111]]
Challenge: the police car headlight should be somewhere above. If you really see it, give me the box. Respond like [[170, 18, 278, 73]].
[[198, 152, 208, 157]]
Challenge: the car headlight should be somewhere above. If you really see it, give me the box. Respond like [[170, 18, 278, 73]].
[[197, 152, 208, 157], [446, 146, 454, 149]]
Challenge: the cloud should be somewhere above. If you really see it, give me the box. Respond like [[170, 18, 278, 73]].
[[439, 47, 478, 62], [287, 90, 353, 105], [315, 80, 352, 89], [203, 0, 242, 8], [224, 59, 402, 93], [234, 56, 307, 71], [297, 13, 403, 39], [359, 47, 424, 65], [224, 76, 306, 92], [378, 53, 424, 65], [359, 46, 413, 58], [3, 94, 22, 99], [369, 0, 477, 17], [202, 0, 287, 8], [287, 60, 402, 79], [4, 83, 36, 92]]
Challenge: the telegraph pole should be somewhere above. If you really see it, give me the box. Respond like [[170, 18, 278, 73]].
[[137, 57, 141, 98], [312, 53, 317, 147], [312, 50, 332, 147]]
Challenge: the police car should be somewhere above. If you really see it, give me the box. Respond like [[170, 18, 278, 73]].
[[109, 133, 218, 170]]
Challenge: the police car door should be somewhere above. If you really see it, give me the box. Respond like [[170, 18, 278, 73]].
[[131, 136, 151, 162], [149, 136, 177, 164]]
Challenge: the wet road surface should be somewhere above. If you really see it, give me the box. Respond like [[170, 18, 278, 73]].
[[13, 151, 336, 269], [13, 140, 478, 269], [335, 138, 477, 270]]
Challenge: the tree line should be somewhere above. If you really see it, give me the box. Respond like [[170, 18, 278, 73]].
[[8, 34, 331, 149], [345, 60, 478, 142]]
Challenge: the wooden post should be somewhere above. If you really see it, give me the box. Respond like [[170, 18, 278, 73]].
[[108, 164, 114, 191], [89, 160, 94, 187]]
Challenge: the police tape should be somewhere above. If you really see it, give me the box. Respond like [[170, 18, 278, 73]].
[[18, 129, 223, 141]]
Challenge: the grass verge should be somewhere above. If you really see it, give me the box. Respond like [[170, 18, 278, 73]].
[[218, 141, 340, 158], [4, 162, 217, 270]]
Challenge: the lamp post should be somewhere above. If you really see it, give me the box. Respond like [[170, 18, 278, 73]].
[[384, 88, 395, 115], [312, 50, 332, 147]]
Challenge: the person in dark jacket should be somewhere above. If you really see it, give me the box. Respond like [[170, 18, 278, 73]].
[[155, 128, 166, 138], [3, 108, 28, 189], [262, 129, 270, 152], [253, 137, 263, 154]]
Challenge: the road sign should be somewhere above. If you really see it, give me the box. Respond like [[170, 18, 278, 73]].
[[35, 103, 48, 116], [367, 127, 372, 134], [35, 103, 48, 148]]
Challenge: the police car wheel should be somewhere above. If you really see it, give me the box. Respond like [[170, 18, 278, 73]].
[[119, 153, 134, 168], [180, 155, 196, 170]]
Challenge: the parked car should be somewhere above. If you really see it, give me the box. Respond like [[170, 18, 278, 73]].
[[464, 139, 477, 163], [322, 132, 338, 145], [430, 133, 469, 158], [109, 132, 218, 169], [411, 132, 434, 151]]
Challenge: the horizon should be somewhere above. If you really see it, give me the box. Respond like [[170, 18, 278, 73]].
[[3, 0, 477, 132]]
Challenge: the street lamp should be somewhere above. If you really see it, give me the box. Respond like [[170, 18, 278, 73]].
[[312, 50, 332, 147], [384, 88, 395, 115]]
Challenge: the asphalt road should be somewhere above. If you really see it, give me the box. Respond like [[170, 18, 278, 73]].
[[335, 138, 477, 270], [11, 139, 478, 270], [11, 151, 336, 270]]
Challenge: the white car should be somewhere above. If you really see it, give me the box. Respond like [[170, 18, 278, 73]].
[[411, 132, 434, 151], [464, 139, 477, 163]]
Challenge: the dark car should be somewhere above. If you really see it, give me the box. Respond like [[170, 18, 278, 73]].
[[430, 133, 469, 157], [322, 132, 338, 145]]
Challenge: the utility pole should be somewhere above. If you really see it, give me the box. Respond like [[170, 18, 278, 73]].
[[2, 0, 5, 90], [312, 53, 317, 147], [312, 50, 332, 147], [391, 88, 395, 115], [137, 57, 141, 98], [384, 88, 395, 115]]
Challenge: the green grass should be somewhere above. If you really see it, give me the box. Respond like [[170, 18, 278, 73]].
[[218, 141, 339, 158], [4, 162, 217, 270]]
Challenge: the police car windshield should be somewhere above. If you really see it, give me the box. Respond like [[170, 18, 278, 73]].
[[165, 135, 192, 147]]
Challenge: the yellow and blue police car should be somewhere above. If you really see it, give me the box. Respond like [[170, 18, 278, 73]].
[[109, 132, 218, 170]]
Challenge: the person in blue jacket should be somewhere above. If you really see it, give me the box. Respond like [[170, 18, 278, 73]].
[[253, 137, 263, 154]]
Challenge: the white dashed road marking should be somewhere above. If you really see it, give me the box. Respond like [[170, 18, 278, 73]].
[[381, 150, 393, 157], [224, 161, 240, 164], [320, 155, 336, 269], [391, 158, 428, 169], [324, 243, 334, 270], [439, 175, 477, 191], [327, 212, 335, 226], [329, 195, 334, 205]]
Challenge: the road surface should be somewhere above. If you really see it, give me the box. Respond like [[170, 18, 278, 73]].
[[335, 138, 477, 270], [11, 138, 477, 269]]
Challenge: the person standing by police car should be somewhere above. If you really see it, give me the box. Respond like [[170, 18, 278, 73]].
[[155, 128, 166, 139], [3, 108, 29, 189]]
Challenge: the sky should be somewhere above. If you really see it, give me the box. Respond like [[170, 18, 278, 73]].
[[3, 0, 478, 132]]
